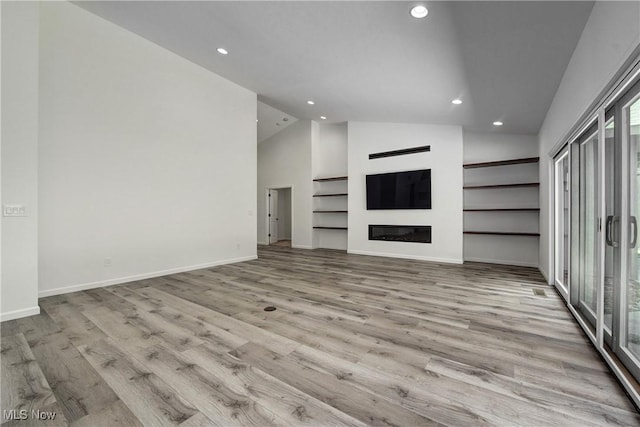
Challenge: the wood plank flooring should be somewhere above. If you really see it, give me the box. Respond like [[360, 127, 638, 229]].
[[2, 246, 639, 426]]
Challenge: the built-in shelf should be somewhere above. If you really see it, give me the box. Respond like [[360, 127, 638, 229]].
[[463, 183, 539, 190], [463, 208, 540, 212], [313, 176, 348, 242], [464, 231, 540, 236], [313, 193, 348, 197], [313, 176, 348, 182], [313, 226, 348, 230], [463, 154, 540, 264], [463, 157, 539, 169]]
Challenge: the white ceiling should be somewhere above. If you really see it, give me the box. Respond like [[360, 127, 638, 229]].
[[257, 101, 298, 143], [74, 1, 594, 135]]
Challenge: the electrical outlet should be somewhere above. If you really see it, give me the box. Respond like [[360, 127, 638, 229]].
[[3, 205, 27, 217], [104, 257, 112, 267]]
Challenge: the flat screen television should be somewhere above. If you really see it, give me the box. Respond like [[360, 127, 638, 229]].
[[366, 169, 431, 210]]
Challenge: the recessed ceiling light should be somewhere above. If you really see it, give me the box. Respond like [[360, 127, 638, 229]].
[[410, 5, 429, 19], [452, 99, 462, 105], [217, 48, 228, 55], [307, 100, 315, 105], [493, 121, 503, 126], [320, 116, 327, 120]]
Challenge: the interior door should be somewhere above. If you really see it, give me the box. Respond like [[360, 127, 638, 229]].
[[269, 189, 278, 244]]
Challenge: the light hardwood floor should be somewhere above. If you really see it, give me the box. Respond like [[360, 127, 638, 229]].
[[2, 246, 639, 426]]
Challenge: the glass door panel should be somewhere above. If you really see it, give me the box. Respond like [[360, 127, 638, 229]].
[[604, 114, 616, 335], [554, 151, 570, 296], [623, 94, 640, 374], [577, 129, 599, 329]]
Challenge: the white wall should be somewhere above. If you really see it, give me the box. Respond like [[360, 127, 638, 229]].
[[539, 1, 640, 282], [314, 123, 348, 179], [257, 120, 313, 248], [463, 132, 539, 267], [348, 122, 463, 263], [1, 1, 40, 320], [464, 132, 538, 164], [313, 123, 348, 250], [38, 2, 257, 297]]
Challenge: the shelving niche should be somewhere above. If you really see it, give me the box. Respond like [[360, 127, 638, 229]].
[[312, 176, 348, 233], [463, 156, 540, 265]]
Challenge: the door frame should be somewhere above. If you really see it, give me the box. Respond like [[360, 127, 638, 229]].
[[268, 189, 279, 244], [553, 147, 570, 301], [567, 119, 600, 336], [613, 82, 640, 381], [264, 185, 294, 246]]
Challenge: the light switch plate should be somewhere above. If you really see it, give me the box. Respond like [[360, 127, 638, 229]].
[[3, 205, 27, 217]]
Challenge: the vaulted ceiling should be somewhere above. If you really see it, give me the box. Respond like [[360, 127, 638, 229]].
[[74, 1, 594, 135]]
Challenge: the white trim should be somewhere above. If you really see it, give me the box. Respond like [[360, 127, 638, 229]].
[[596, 107, 606, 349], [463, 257, 539, 268], [292, 244, 312, 250], [1, 306, 40, 322], [348, 249, 463, 264], [257, 241, 268, 246], [604, 60, 640, 110], [548, 155, 557, 287], [38, 255, 257, 298]]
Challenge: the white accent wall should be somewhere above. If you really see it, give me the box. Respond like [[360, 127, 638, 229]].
[[1, 1, 41, 321], [539, 1, 640, 283], [314, 123, 348, 179], [347, 122, 463, 263], [37, 2, 257, 297], [463, 132, 539, 267], [257, 120, 314, 249]]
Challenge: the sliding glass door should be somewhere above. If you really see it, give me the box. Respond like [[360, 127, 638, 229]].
[[556, 78, 640, 385], [570, 124, 600, 332], [604, 112, 617, 337], [554, 150, 570, 298], [620, 87, 640, 379]]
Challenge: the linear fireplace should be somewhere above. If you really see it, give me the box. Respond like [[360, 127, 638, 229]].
[[368, 225, 432, 243]]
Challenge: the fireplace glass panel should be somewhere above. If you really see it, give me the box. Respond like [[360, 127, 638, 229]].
[[368, 225, 431, 243]]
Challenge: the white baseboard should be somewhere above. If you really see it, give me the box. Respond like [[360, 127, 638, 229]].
[[1, 306, 40, 322], [347, 249, 463, 264], [257, 241, 268, 246], [38, 255, 257, 298], [463, 257, 539, 268], [292, 244, 312, 249]]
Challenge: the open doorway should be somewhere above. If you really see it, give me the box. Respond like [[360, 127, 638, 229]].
[[268, 188, 292, 247]]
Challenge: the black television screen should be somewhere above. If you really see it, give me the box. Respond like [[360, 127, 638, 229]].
[[366, 169, 431, 210]]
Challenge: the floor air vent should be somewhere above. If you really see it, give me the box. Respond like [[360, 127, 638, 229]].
[[532, 288, 547, 297]]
